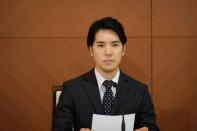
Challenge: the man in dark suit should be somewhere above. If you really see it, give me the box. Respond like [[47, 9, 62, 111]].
[[52, 17, 160, 131]]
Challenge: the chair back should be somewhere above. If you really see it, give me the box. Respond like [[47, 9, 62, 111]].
[[52, 85, 63, 114]]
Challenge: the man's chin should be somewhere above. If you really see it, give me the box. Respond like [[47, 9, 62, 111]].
[[102, 67, 118, 73]]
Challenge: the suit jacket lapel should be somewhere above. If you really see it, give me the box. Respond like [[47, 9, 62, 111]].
[[82, 69, 130, 115], [111, 71, 129, 114], [83, 69, 104, 114]]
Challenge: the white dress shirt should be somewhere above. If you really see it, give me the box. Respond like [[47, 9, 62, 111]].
[[94, 68, 120, 102]]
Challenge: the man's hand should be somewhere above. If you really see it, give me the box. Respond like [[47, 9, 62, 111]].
[[79, 126, 148, 131], [80, 128, 91, 131], [135, 126, 148, 131]]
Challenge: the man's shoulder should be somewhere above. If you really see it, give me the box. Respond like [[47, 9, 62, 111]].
[[62, 69, 94, 87], [120, 71, 147, 89]]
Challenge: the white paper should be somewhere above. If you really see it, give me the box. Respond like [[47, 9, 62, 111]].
[[91, 114, 135, 131]]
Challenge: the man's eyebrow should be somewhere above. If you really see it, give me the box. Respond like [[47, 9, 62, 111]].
[[111, 40, 121, 43], [95, 41, 105, 43]]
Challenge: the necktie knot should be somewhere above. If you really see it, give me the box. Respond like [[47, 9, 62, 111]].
[[103, 80, 113, 90]]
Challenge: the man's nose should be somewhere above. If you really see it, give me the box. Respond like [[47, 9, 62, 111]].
[[104, 46, 112, 55]]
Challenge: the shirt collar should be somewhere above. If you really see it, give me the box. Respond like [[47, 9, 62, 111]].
[[94, 67, 120, 89]]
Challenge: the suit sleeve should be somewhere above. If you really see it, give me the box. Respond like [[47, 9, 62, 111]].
[[138, 86, 160, 131], [52, 82, 74, 131]]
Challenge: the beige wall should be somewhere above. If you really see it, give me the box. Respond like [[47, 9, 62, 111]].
[[0, 0, 196, 130]]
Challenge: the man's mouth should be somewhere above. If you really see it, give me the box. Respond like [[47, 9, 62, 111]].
[[103, 59, 114, 63]]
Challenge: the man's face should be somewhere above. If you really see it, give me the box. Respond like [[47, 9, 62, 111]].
[[90, 29, 125, 73]]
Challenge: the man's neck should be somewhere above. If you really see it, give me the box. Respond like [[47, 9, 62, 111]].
[[95, 67, 119, 80]]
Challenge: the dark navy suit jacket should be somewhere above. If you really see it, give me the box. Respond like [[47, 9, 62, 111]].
[[52, 69, 160, 131]]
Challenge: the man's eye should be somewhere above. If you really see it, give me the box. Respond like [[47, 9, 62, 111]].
[[97, 44, 104, 48], [112, 43, 119, 47]]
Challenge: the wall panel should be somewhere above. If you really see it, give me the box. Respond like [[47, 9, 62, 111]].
[[121, 38, 151, 89], [152, 38, 197, 131], [153, 0, 197, 36], [0, 0, 151, 37]]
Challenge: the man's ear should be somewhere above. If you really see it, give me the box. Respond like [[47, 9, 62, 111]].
[[122, 45, 126, 56], [90, 47, 93, 56]]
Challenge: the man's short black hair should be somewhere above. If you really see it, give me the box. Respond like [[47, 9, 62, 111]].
[[87, 17, 127, 48]]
